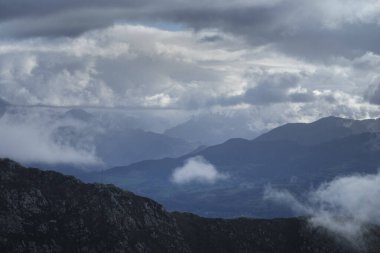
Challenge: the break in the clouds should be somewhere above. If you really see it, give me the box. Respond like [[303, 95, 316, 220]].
[[0, 0, 380, 130], [171, 156, 228, 184], [264, 172, 380, 242]]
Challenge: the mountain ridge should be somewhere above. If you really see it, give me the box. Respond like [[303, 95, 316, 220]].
[[255, 116, 380, 146], [84, 116, 380, 218], [1, 158, 380, 253]]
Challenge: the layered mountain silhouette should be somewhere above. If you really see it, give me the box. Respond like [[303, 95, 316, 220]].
[[0, 97, 9, 118], [1, 159, 379, 253], [164, 113, 260, 146], [0, 105, 197, 172], [84, 116, 380, 218], [54, 108, 198, 168]]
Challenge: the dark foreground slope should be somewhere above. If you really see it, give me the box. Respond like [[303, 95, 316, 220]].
[[174, 213, 380, 253], [0, 159, 190, 253], [1, 159, 380, 253]]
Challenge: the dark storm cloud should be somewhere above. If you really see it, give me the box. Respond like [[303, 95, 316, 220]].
[[275, 23, 380, 60], [244, 74, 306, 105], [0, 0, 160, 37], [0, 0, 144, 19], [0, 0, 379, 115], [162, 2, 380, 60], [2, 0, 380, 60]]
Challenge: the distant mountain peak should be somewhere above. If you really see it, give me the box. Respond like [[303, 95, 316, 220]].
[[63, 108, 94, 121], [0, 97, 9, 118], [312, 115, 352, 125], [254, 116, 380, 146], [0, 97, 10, 107]]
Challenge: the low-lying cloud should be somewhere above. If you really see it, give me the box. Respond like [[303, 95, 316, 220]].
[[171, 156, 228, 184], [264, 172, 380, 241], [0, 108, 101, 168]]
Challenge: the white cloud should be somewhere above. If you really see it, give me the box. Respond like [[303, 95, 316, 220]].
[[171, 156, 228, 184], [0, 109, 101, 167], [0, 22, 379, 133], [0, 24, 248, 108], [264, 172, 380, 241]]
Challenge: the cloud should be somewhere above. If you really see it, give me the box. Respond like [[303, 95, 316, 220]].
[[365, 83, 380, 105], [171, 156, 228, 184], [1, 0, 380, 60], [0, 7, 380, 131], [224, 73, 315, 105], [0, 108, 101, 167], [0, 24, 240, 108], [160, 0, 380, 60], [264, 172, 380, 241]]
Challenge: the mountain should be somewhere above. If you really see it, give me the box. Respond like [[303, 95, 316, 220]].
[[164, 113, 261, 146], [94, 128, 197, 167], [0, 106, 197, 172], [53, 109, 198, 168], [174, 213, 380, 253], [84, 117, 380, 218], [0, 97, 9, 118], [1, 159, 379, 253], [63, 108, 95, 122], [52, 119, 197, 169], [0, 158, 190, 252], [255, 116, 380, 146]]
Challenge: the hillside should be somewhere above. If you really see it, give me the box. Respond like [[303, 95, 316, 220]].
[[1, 159, 379, 253]]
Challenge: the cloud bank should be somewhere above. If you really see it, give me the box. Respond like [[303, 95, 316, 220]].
[[1, 1, 380, 144], [264, 172, 380, 241], [171, 156, 228, 184], [0, 24, 379, 123], [0, 108, 101, 167]]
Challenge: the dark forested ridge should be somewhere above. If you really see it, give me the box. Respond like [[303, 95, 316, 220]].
[[1, 159, 380, 253]]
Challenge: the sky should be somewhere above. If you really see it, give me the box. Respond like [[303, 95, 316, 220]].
[[1, 0, 380, 128]]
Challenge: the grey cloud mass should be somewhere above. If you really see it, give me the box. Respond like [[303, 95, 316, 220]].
[[2, 0, 380, 60], [366, 83, 380, 105], [0, 0, 379, 136]]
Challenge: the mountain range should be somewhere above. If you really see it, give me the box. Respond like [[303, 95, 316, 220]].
[[53, 109, 197, 168], [164, 113, 261, 146], [84, 116, 380, 218], [0, 98, 8, 118], [0, 102, 198, 172]]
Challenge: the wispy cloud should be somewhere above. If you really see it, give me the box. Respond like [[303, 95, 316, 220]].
[[0, 108, 101, 167], [264, 172, 380, 242]]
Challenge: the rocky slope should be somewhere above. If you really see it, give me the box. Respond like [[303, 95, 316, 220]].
[[0, 159, 190, 253], [1, 159, 380, 253], [174, 213, 380, 253]]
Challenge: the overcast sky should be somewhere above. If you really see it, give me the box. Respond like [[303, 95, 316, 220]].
[[1, 0, 380, 126]]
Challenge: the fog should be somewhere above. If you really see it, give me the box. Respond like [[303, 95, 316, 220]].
[[265, 172, 380, 242]]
